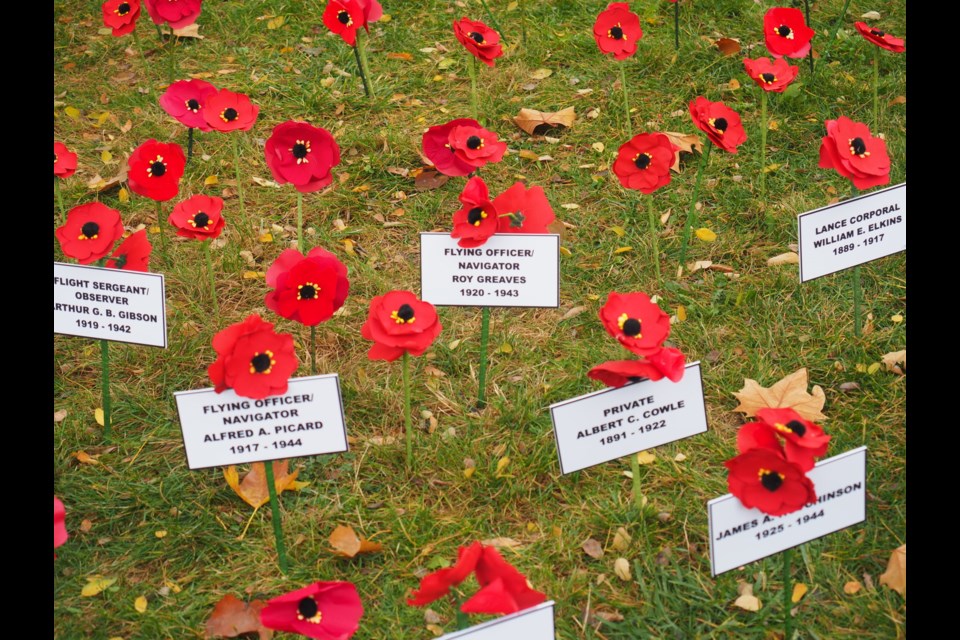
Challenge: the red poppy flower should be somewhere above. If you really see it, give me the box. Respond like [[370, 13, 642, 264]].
[[408, 541, 484, 606], [725, 446, 816, 516], [260, 581, 363, 640], [743, 407, 830, 472], [599, 292, 671, 357], [159, 79, 218, 131], [56, 202, 124, 265], [492, 182, 555, 235], [54, 142, 78, 179], [763, 7, 814, 59], [592, 2, 643, 60], [453, 18, 503, 67], [322, 0, 383, 46], [168, 194, 226, 240], [126, 139, 186, 202], [360, 291, 442, 361], [588, 347, 686, 387], [101, 0, 140, 36], [854, 22, 905, 53], [612, 133, 677, 193], [463, 545, 546, 614], [422, 119, 479, 177], [448, 122, 507, 170], [202, 89, 259, 133], [54, 496, 68, 553], [265, 247, 350, 326], [742, 56, 799, 93], [451, 177, 499, 248], [688, 96, 747, 154], [144, 0, 202, 29], [264, 121, 341, 194], [104, 229, 152, 272], [818, 116, 890, 190], [208, 314, 299, 400]]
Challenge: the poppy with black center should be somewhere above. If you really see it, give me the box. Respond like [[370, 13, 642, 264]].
[[725, 446, 816, 516], [422, 118, 484, 177], [168, 194, 226, 240], [446, 123, 508, 169], [762, 7, 814, 59], [56, 202, 125, 265], [208, 314, 298, 399], [260, 581, 364, 640], [612, 132, 677, 193], [739, 407, 831, 472], [598, 291, 672, 357], [265, 247, 350, 327], [322, 0, 383, 46], [818, 116, 890, 190], [854, 21, 905, 53], [202, 89, 259, 133], [264, 121, 342, 193], [159, 78, 218, 131], [688, 96, 747, 153], [127, 139, 186, 202], [592, 2, 643, 60], [54, 141, 78, 179], [105, 229, 152, 272], [101, 0, 141, 36], [452, 176, 499, 248], [361, 290, 442, 362], [743, 56, 799, 93], [453, 17, 503, 67]]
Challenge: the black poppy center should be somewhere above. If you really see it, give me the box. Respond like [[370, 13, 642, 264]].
[[851, 137, 867, 155], [870, 29, 886, 37], [292, 143, 308, 159], [337, 10, 351, 25], [761, 471, 784, 492], [251, 353, 271, 373], [622, 318, 641, 337], [223, 107, 238, 122], [297, 597, 319, 619], [777, 25, 792, 38], [469, 31, 485, 44], [786, 420, 807, 437], [186, 98, 200, 111], [396, 304, 415, 321], [761, 72, 776, 84], [118, 3, 131, 15], [466, 136, 483, 150], [634, 154, 651, 170], [300, 284, 316, 300], [610, 26, 624, 40], [81, 222, 100, 239], [194, 213, 210, 229], [713, 117, 728, 132], [468, 207, 485, 225]]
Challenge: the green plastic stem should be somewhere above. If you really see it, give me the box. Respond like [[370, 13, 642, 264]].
[[619, 62, 632, 137], [760, 89, 768, 202], [674, 1, 680, 50], [357, 30, 375, 98], [403, 351, 413, 469], [262, 461, 289, 574], [783, 546, 794, 640], [804, 0, 813, 73], [828, 0, 854, 44], [204, 241, 218, 314], [478, 0, 507, 44], [352, 37, 371, 97], [477, 306, 490, 409], [101, 339, 111, 441], [678, 143, 712, 266]]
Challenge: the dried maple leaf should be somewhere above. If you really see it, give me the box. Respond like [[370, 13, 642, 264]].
[[328, 524, 383, 558], [879, 544, 906, 597], [204, 594, 272, 640], [881, 349, 906, 375], [658, 131, 703, 173], [223, 461, 302, 510], [512, 107, 576, 135], [716, 38, 742, 56], [732, 368, 827, 421]]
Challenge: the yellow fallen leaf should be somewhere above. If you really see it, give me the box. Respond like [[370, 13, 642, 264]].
[[559, 246, 571, 257], [614, 558, 631, 581], [447, 339, 462, 350], [258, 232, 273, 243], [878, 544, 905, 597], [530, 68, 553, 80], [118, 188, 129, 203], [65, 106, 81, 119], [342, 239, 356, 256], [609, 226, 626, 237], [267, 15, 285, 29], [81, 576, 116, 597], [518, 149, 541, 161], [732, 368, 827, 421], [463, 466, 476, 479], [636, 451, 656, 465], [155, 530, 167, 539], [613, 246, 632, 254], [495, 456, 511, 477], [734, 593, 761, 611], [95, 408, 105, 426], [767, 252, 800, 266], [242, 271, 265, 280], [867, 362, 881, 375], [791, 583, 808, 603], [695, 228, 717, 242], [73, 451, 99, 465], [676, 305, 687, 322], [134, 595, 148, 613], [204, 175, 219, 186], [498, 342, 513, 354], [843, 580, 862, 594], [101, 150, 113, 163], [762, 163, 782, 174], [891, 314, 903, 323]]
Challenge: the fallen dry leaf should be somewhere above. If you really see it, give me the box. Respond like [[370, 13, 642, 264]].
[[560, 306, 587, 321], [328, 524, 383, 558], [81, 575, 116, 597], [732, 368, 827, 421], [659, 131, 703, 173], [613, 558, 631, 581], [767, 251, 800, 266], [582, 538, 604, 559], [879, 544, 905, 597], [414, 169, 449, 191], [134, 595, 148, 613], [791, 583, 808, 603], [843, 580, 862, 595], [86, 166, 128, 193], [716, 37, 742, 56], [512, 106, 576, 135], [204, 594, 273, 640], [54, 409, 68, 423], [733, 583, 761, 611], [611, 527, 632, 552], [481, 537, 523, 550], [881, 349, 905, 375], [223, 461, 300, 510], [172, 23, 203, 39]]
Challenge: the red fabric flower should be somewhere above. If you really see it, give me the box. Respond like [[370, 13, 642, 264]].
[[105, 230, 152, 272], [102, 0, 140, 36], [854, 22, 905, 53], [208, 314, 299, 400], [592, 2, 643, 60], [421, 119, 478, 177], [763, 7, 814, 59], [260, 581, 363, 640], [144, 0, 202, 29], [453, 18, 503, 67], [54, 142, 78, 179], [462, 546, 546, 614], [451, 176, 499, 248], [56, 202, 124, 264], [448, 122, 507, 170], [54, 497, 68, 553], [126, 139, 186, 202], [408, 541, 484, 606], [740, 408, 831, 472], [203, 89, 259, 133], [742, 56, 799, 93], [588, 347, 686, 387], [360, 291, 442, 361], [168, 194, 226, 240], [322, 0, 383, 46], [492, 182, 556, 235], [689, 96, 747, 154], [264, 121, 341, 194], [159, 79, 218, 131], [725, 446, 816, 516], [265, 247, 350, 326], [599, 292, 671, 357], [612, 133, 677, 193], [818, 116, 890, 190]]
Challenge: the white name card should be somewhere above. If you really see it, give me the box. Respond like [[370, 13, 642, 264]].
[[550, 362, 708, 474], [174, 375, 349, 470], [797, 183, 905, 282], [420, 232, 559, 308], [708, 446, 867, 576], [437, 601, 555, 640], [54, 262, 167, 348]]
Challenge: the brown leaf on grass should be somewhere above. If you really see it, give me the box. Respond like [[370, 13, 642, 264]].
[[414, 169, 449, 191], [659, 131, 703, 173], [512, 107, 576, 135], [716, 38, 742, 56], [223, 461, 301, 510], [86, 166, 128, 193], [328, 524, 383, 558], [767, 252, 800, 266], [888, 95, 906, 107], [879, 544, 906, 597], [386, 52, 414, 61], [881, 349, 906, 375], [732, 368, 827, 421], [481, 537, 523, 550], [172, 23, 203, 39], [582, 538, 604, 559], [204, 594, 272, 640], [843, 580, 862, 594]]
